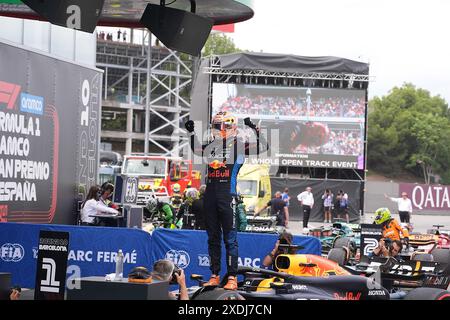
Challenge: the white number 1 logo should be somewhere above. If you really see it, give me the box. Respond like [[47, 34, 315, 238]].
[[41, 258, 60, 293]]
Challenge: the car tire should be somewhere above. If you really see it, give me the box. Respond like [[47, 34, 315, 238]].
[[194, 288, 245, 300], [404, 288, 450, 300], [327, 248, 348, 265], [333, 237, 356, 254]]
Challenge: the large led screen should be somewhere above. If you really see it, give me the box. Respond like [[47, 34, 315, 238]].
[[212, 83, 366, 169]]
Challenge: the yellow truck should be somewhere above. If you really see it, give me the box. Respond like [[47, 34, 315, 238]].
[[237, 164, 272, 215]]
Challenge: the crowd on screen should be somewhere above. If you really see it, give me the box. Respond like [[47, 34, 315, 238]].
[[293, 130, 363, 156], [216, 95, 365, 118]]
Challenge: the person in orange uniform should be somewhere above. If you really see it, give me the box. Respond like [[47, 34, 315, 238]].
[[373, 207, 409, 244]]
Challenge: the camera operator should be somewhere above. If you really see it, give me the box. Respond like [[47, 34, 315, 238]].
[[368, 238, 403, 259], [263, 231, 296, 270], [151, 259, 188, 300]]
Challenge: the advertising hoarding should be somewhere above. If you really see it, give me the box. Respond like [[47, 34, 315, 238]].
[[0, 40, 101, 224]]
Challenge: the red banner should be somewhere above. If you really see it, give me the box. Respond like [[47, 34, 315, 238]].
[[212, 24, 235, 33], [399, 183, 450, 211]]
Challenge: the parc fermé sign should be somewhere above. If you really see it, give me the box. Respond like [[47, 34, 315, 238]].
[[400, 183, 450, 211]]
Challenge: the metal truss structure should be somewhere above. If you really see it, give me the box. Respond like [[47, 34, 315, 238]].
[[205, 55, 372, 89], [96, 30, 192, 157]]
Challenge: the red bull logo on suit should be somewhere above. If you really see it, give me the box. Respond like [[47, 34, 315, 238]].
[[208, 159, 227, 170]]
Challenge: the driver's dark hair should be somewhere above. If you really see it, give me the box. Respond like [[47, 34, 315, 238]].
[[391, 240, 403, 253], [101, 182, 114, 195], [280, 231, 296, 255]]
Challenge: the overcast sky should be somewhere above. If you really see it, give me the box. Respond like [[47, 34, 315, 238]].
[[229, 0, 450, 103]]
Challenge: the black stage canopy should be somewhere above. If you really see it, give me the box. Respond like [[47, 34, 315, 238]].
[[216, 52, 369, 75], [0, 0, 254, 28]]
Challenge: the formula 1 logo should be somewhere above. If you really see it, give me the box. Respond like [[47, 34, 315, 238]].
[[40, 258, 60, 293], [0, 80, 21, 110], [0, 243, 24, 262], [165, 250, 190, 269]]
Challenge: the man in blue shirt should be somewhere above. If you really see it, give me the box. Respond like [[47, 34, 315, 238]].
[[282, 188, 290, 206]]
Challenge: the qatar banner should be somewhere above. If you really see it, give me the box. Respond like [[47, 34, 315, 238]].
[[0, 40, 101, 224], [399, 183, 450, 212]]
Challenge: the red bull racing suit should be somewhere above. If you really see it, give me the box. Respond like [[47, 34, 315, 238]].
[[190, 129, 268, 276]]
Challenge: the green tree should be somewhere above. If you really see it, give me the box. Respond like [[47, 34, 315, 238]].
[[368, 83, 450, 184], [202, 33, 242, 56], [407, 113, 450, 184]]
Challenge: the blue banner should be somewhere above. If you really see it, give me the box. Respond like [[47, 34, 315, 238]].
[[0, 223, 321, 289], [0, 223, 153, 288], [151, 229, 321, 287]]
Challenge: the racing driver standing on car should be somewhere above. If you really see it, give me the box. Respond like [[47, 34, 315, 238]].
[[185, 112, 268, 290]]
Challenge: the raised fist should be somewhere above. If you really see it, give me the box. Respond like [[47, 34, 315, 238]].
[[185, 120, 195, 133], [244, 117, 256, 129]]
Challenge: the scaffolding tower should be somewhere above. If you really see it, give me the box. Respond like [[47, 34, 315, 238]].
[[96, 30, 192, 157]]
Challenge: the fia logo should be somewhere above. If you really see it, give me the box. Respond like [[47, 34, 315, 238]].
[[0, 243, 24, 262], [40, 258, 60, 293], [165, 250, 190, 269], [125, 177, 138, 203]]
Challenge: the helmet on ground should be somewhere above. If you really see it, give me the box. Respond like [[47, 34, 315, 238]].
[[211, 111, 237, 139], [172, 183, 181, 193], [146, 195, 158, 213], [374, 208, 391, 225]]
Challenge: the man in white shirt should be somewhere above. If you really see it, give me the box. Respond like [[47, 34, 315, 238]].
[[385, 192, 413, 223], [297, 187, 314, 229]]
